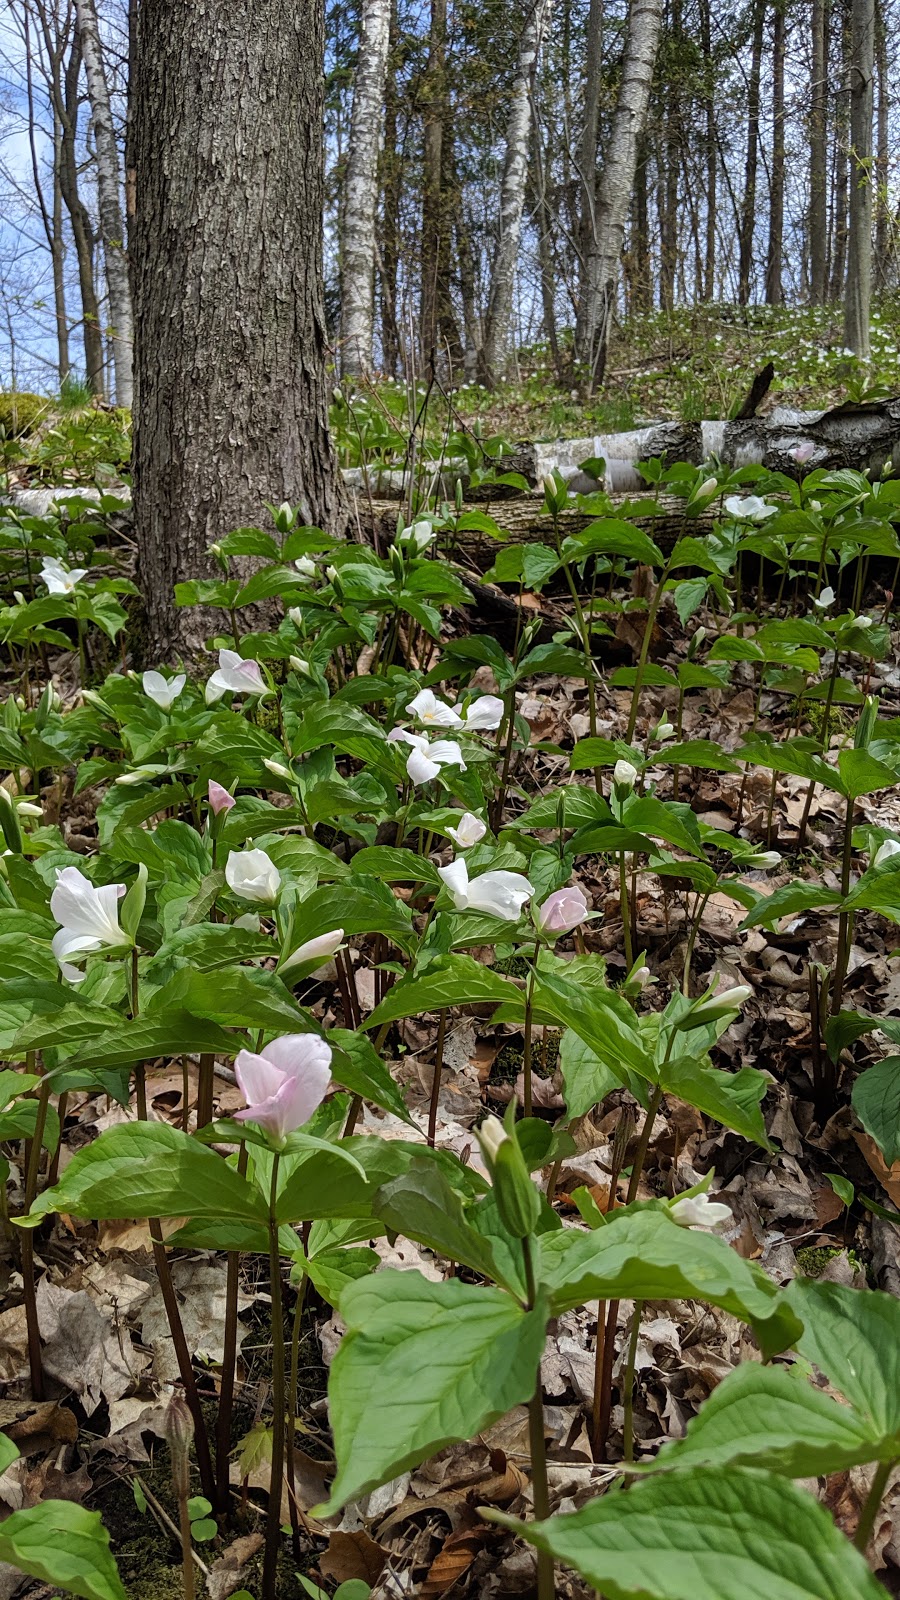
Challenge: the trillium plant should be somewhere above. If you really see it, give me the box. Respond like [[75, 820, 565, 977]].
[[2, 460, 900, 1600]]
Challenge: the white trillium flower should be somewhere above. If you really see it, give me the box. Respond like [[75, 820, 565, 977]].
[[16, 801, 42, 818], [398, 521, 436, 554], [670, 1191, 732, 1229], [293, 556, 317, 579], [446, 812, 487, 848], [874, 838, 900, 868], [50, 865, 127, 983], [437, 857, 534, 920], [280, 927, 345, 975], [406, 688, 463, 728], [723, 494, 778, 522], [388, 727, 466, 785], [744, 850, 781, 870], [614, 759, 638, 790], [225, 847, 281, 904], [39, 556, 87, 594], [142, 670, 186, 711], [652, 719, 675, 742], [205, 649, 266, 704], [853, 614, 873, 630], [458, 696, 505, 732], [813, 586, 835, 610]]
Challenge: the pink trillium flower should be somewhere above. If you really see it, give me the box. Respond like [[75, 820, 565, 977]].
[[790, 442, 816, 465], [536, 885, 590, 935], [234, 1033, 332, 1146], [208, 780, 236, 815], [205, 649, 266, 704]]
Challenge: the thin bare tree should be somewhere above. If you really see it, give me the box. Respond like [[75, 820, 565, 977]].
[[340, 0, 392, 376]]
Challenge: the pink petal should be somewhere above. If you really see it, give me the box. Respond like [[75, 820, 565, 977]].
[[234, 1048, 287, 1106]]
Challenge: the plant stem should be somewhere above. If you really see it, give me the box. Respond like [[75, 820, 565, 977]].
[[831, 789, 856, 1018], [626, 557, 672, 742], [427, 1009, 447, 1146], [855, 1457, 895, 1551], [619, 854, 634, 970], [491, 685, 518, 831], [682, 891, 711, 995], [286, 1258, 309, 1559], [196, 1054, 215, 1131], [261, 1153, 284, 1600], [20, 1052, 48, 1400], [522, 942, 540, 1118], [622, 1301, 643, 1464], [522, 1236, 554, 1600], [215, 1141, 248, 1514], [626, 1084, 663, 1206]]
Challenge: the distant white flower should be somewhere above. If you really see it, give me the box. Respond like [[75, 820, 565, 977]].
[[397, 521, 436, 554], [689, 983, 752, 1025], [225, 847, 281, 904], [289, 656, 312, 675], [874, 838, 900, 868], [744, 850, 781, 870], [50, 865, 127, 983], [852, 614, 873, 630], [614, 759, 638, 790], [205, 649, 266, 704], [40, 556, 87, 594], [438, 857, 534, 920], [652, 719, 675, 742], [723, 495, 777, 522], [263, 758, 293, 781], [813, 586, 835, 610], [670, 1191, 732, 1229], [142, 670, 186, 711], [790, 442, 816, 465], [406, 688, 463, 728], [446, 812, 487, 848], [458, 696, 505, 732], [16, 801, 42, 818]]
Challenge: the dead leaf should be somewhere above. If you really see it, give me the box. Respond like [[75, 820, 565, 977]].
[[853, 1131, 900, 1209], [0, 1400, 77, 1456], [140, 1259, 253, 1381], [421, 1526, 487, 1597], [205, 1533, 265, 1600], [36, 1279, 142, 1413], [319, 1528, 387, 1587]]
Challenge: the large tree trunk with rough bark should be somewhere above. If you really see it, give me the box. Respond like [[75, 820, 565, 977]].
[[75, 0, 133, 405], [132, 0, 344, 657], [480, 0, 552, 385], [340, 0, 392, 376], [575, 0, 663, 389]]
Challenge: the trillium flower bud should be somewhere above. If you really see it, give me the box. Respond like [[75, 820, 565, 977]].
[[652, 718, 675, 742], [745, 850, 780, 870], [208, 780, 235, 816], [16, 801, 42, 818], [263, 758, 293, 782], [684, 983, 752, 1028], [289, 656, 312, 675], [477, 1109, 541, 1239], [874, 838, 900, 868], [279, 927, 345, 975], [614, 759, 638, 791], [854, 614, 873, 630]]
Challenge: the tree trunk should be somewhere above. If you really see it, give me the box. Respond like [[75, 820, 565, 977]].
[[830, 0, 851, 299], [340, 0, 392, 376], [420, 0, 447, 371], [699, 0, 716, 300], [379, 0, 401, 377], [59, 30, 105, 395], [809, 0, 828, 302], [632, 143, 651, 311], [765, 0, 785, 304], [873, 0, 890, 279], [843, 0, 874, 356], [575, 0, 664, 388], [574, 0, 603, 350], [75, 0, 133, 405], [132, 0, 344, 657], [22, 2, 69, 384], [659, 0, 680, 313], [481, 0, 552, 386], [531, 119, 564, 383], [737, 0, 764, 307]]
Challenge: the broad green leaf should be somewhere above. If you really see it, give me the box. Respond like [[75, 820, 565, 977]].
[[852, 1058, 900, 1165], [363, 954, 524, 1030], [284, 877, 416, 956], [146, 923, 273, 974], [373, 1159, 501, 1282], [491, 1467, 886, 1600], [559, 1028, 647, 1117], [56, 1012, 240, 1074], [660, 1057, 770, 1147], [838, 747, 897, 799], [0, 1500, 127, 1600], [533, 970, 653, 1084], [538, 1206, 799, 1357], [21, 1121, 267, 1227], [147, 966, 314, 1034], [740, 881, 839, 930], [654, 1361, 880, 1475], [0, 1433, 17, 1473], [349, 846, 440, 885], [574, 518, 663, 566], [275, 1134, 483, 1224], [787, 1280, 900, 1437], [316, 1273, 548, 1513], [653, 740, 740, 773], [329, 1028, 413, 1124]]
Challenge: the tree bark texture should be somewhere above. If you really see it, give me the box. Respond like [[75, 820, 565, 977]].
[[809, 0, 828, 301], [765, 0, 785, 304], [132, 0, 344, 657], [575, 0, 663, 388], [843, 0, 874, 355], [75, 0, 134, 405], [340, 0, 392, 375], [481, 0, 552, 385], [737, 0, 764, 306]]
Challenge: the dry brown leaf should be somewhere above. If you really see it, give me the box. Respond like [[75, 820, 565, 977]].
[[420, 1527, 487, 1598], [0, 1400, 77, 1456], [140, 1259, 253, 1381], [205, 1533, 265, 1600], [853, 1130, 900, 1208], [319, 1527, 387, 1587], [36, 1278, 142, 1413]]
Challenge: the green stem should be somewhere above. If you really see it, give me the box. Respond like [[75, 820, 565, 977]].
[[215, 1142, 248, 1514], [682, 891, 712, 995], [261, 1154, 284, 1600], [20, 1051, 48, 1400], [619, 854, 634, 970], [427, 1009, 447, 1146], [854, 1457, 895, 1551], [626, 1084, 664, 1206], [286, 1262, 309, 1558], [831, 790, 855, 1019], [626, 557, 673, 742]]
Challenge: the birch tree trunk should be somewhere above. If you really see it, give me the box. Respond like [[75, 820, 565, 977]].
[[75, 0, 134, 406], [132, 0, 344, 656], [420, 0, 447, 370], [574, 0, 603, 353], [575, 0, 663, 389], [340, 0, 391, 376], [480, 0, 552, 386], [843, 0, 874, 356], [765, 0, 786, 304], [809, 0, 828, 302]]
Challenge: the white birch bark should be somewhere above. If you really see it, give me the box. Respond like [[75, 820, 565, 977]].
[[341, 0, 392, 376], [575, 0, 663, 389], [480, 0, 551, 386], [75, 0, 133, 405]]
